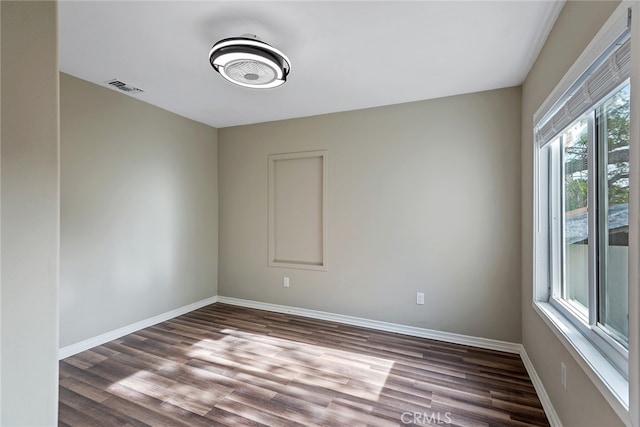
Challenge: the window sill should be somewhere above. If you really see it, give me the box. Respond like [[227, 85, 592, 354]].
[[532, 301, 630, 424]]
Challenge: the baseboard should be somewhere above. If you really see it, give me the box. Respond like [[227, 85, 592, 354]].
[[216, 296, 521, 354], [520, 347, 564, 427], [58, 296, 218, 359]]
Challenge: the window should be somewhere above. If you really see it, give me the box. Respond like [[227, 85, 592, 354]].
[[533, 4, 640, 422], [534, 24, 632, 379], [597, 86, 630, 348], [542, 82, 630, 375]]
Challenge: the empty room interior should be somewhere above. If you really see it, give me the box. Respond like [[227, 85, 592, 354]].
[[1, 1, 640, 426]]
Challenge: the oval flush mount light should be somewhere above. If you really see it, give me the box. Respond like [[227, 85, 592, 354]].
[[209, 35, 291, 89]]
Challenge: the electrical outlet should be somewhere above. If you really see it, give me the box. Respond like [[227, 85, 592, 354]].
[[560, 362, 567, 389], [283, 277, 290, 288], [416, 292, 425, 305]]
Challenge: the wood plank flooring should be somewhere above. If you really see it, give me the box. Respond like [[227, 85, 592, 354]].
[[59, 303, 550, 426]]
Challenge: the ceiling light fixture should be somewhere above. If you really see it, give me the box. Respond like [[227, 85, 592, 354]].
[[209, 35, 291, 89]]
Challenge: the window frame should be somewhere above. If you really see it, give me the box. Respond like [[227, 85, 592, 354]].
[[543, 100, 630, 377], [532, 2, 639, 425]]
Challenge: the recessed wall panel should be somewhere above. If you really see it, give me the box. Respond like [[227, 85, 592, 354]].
[[269, 151, 327, 270]]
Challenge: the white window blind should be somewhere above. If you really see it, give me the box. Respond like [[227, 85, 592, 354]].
[[535, 36, 631, 147]]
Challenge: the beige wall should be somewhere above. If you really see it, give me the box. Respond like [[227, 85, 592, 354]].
[[1, 1, 59, 425], [60, 73, 218, 347], [219, 87, 522, 343], [521, 1, 625, 426]]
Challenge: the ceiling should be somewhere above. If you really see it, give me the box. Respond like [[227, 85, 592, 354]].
[[58, 1, 564, 129]]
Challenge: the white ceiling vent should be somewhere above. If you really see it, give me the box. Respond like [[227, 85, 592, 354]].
[[106, 79, 144, 93]]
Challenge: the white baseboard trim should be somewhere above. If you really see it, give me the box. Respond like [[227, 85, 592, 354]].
[[217, 296, 521, 354], [58, 296, 218, 360], [520, 347, 564, 427]]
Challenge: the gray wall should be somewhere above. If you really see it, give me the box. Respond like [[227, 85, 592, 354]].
[[521, 1, 625, 426], [219, 87, 522, 343], [60, 73, 218, 347], [1, 1, 59, 425]]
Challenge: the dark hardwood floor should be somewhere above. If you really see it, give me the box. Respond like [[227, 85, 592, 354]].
[[59, 303, 550, 426]]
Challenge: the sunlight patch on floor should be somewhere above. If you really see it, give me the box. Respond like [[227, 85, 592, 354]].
[[187, 328, 395, 401]]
